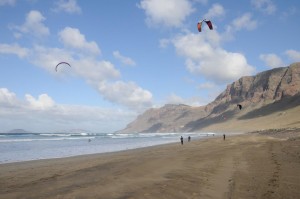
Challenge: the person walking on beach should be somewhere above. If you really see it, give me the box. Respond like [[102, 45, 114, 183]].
[[188, 136, 191, 142], [180, 136, 183, 145], [223, 134, 226, 140]]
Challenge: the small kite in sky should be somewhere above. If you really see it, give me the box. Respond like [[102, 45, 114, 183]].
[[197, 19, 213, 32], [55, 62, 71, 72]]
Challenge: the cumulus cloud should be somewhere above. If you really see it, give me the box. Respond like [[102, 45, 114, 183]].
[[32, 46, 119, 81], [231, 13, 257, 31], [0, 25, 152, 111], [138, 0, 195, 28], [74, 59, 120, 82], [0, 88, 136, 132], [54, 0, 81, 14], [113, 51, 136, 66], [204, 3, 225, 19], [223, 13, 257, 41], [1, 21, 153, 111], [285, 50, 300, 62], [0, 0, 15, 6], [0, 89, 55, 110], [0, 88, 18, 107], [0, 43, 29, 58], [58, 28, 151, 110], [251, 0, 276, 15], [59, 27, 101, 55], [97, 81, 153, 110], [259, 49, 300, 68], [260, 53, 285, 68], [25, 94, 55, 110], [14, 10, 50, 37], [25, 45, 74, 76], [171, 32, 255, 84], [32, 45, 118, 81]]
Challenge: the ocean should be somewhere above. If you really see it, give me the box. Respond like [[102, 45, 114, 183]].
[[0, 132, 215, 164]]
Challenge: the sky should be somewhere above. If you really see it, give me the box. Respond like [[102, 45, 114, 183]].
[[0, 0, 300, 133]]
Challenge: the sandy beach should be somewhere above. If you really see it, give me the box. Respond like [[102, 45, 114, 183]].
[[1, 130, 300, 199]]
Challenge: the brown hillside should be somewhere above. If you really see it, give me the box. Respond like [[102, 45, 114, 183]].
[[117, 63, 300, 133]]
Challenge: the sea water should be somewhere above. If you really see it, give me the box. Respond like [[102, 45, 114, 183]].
[[0, 132, 215, 164]]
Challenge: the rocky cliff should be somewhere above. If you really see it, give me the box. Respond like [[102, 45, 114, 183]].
[[118, 63, 300, 133]]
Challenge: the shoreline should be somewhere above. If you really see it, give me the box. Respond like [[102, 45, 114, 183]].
[[0, 132, 221, 165], [1, 130, 300, 198], [0, 133, 220, 166]]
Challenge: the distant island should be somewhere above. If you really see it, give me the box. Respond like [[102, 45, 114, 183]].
[[6, 129, 32, 134]]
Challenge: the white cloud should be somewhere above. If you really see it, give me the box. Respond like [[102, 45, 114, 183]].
[[0, 88, 136, 132], [0, 88, 18, 107], [1, 26, 151, 111], [138, 0, 195, 28], [259, 53, 285, 68], [231, 13, 257, 31], [59, 27, 101, 55], [223, 13, 257, 41], [14, 10, 50, 37], [25, 94, 55, 110], [54, 0, 81, 14], [285, 50, 300, 62], [204, 3, 225, 19], [251, 0, 276, 15], [0, 0, 15, 6], [113, 51, 136, 66], [24, 47, 146, 110], [172, 32, 255, 84], [29, 45, 73, 73], [0, 43, 29, 58], [98, 81, 153, 110], [0, 43, 145, 111], [74, 59, 120, 82], [198, 82, 215, 89], [30, 45, 120, 84]]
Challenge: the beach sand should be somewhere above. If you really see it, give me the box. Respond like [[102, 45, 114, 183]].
[[1, 131, 300, 199]]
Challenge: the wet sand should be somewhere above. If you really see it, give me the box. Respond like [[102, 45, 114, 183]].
[[1, 131, 300, 199]]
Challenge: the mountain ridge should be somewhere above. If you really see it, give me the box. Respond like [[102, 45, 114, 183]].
[[117, 62, 300, 133]]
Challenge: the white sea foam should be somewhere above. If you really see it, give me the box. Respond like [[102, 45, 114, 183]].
[[0, 137, 96, 143]]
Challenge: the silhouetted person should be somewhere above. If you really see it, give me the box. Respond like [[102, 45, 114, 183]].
[[223, 134, 226, 140], [188, 136, 191, 142], [180, 136, 183, 145]]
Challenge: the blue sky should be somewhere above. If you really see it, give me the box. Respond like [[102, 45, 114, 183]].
[[0, 0, 300, 133]]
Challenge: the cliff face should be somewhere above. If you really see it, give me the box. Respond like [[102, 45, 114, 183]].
[[208, 63, 300, 114], [118, 63, 300, 133], [122, 104, 208, 133]]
